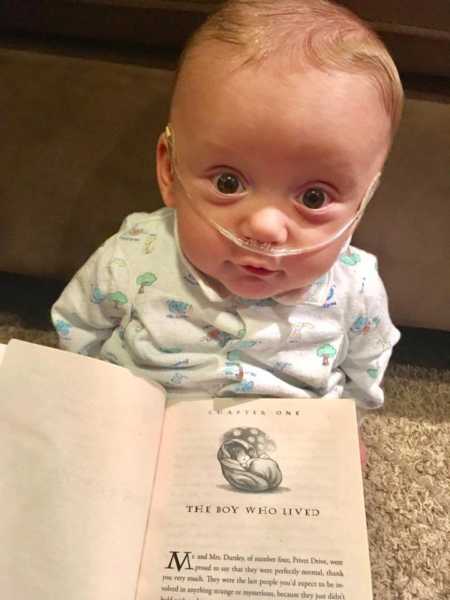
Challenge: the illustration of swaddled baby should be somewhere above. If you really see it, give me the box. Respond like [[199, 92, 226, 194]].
[[217, 427, 282, 492]]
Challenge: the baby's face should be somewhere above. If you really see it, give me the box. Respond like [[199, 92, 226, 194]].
[[236, 450, 250, 466], [158, 46, 390, 299]]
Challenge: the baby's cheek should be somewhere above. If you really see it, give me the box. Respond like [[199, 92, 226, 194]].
[[182, 237, 223, 275], [285, 242, 343, 283], [188, 239, 234, 286]]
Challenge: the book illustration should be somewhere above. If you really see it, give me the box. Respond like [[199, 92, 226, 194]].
[[217, 427, 282, 492]]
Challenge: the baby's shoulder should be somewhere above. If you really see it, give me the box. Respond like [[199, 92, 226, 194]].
[[89, 207, 177, 283], [117, 207, 175, 238], [334, 245, 380, 289], [103, 207, 176, 256]]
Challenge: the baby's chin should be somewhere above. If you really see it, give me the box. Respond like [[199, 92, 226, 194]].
[[197, 262, 314, 300], [222, 278, 309, 301]]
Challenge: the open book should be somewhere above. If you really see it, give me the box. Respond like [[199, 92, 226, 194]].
[[0, 339, 372, 599]]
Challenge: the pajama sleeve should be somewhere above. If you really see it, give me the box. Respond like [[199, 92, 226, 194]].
[[51, 234, 131, 357], [341, 263, 400, 410]]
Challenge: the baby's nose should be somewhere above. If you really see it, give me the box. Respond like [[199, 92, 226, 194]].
[[239, 206, 289, 245]]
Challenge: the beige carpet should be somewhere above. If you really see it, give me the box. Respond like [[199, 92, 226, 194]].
[[362, 365, 449, 599], [1, 311, 449, 600]]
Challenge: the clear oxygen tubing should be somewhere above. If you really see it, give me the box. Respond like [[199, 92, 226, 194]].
[[165, 125, 381, 257]]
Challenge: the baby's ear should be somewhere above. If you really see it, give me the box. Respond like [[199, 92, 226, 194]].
[[156, 132, 176, 207]]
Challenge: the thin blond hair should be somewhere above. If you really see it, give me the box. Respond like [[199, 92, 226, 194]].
[[175, 0, 404, 137]]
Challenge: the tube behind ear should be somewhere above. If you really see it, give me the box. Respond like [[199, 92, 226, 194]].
[[361, 171, 382, 211], [164, 124, 173, 147], [164, 124, 175, 175]]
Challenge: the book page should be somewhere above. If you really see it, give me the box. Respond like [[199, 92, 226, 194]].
[[0, 340, 166, 600], [138, 396, 372, 600]]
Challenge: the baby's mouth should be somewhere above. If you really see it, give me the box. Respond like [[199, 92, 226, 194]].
[[241, 265, 278, 277]]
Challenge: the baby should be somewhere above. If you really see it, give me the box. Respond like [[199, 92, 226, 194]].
[[52, 1, 403, 423], [218, 440, 283, 492]]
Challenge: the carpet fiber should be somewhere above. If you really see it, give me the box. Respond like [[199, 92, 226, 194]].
[[0, 274, 449, 600]]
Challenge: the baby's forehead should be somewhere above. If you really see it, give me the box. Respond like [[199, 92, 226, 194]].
[[172, 42, 377, 117], [174, 58, 385, 133]]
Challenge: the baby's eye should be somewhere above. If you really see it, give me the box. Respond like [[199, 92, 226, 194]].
[[213, 172, 245, 195], [297, 187, 328, 209]]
